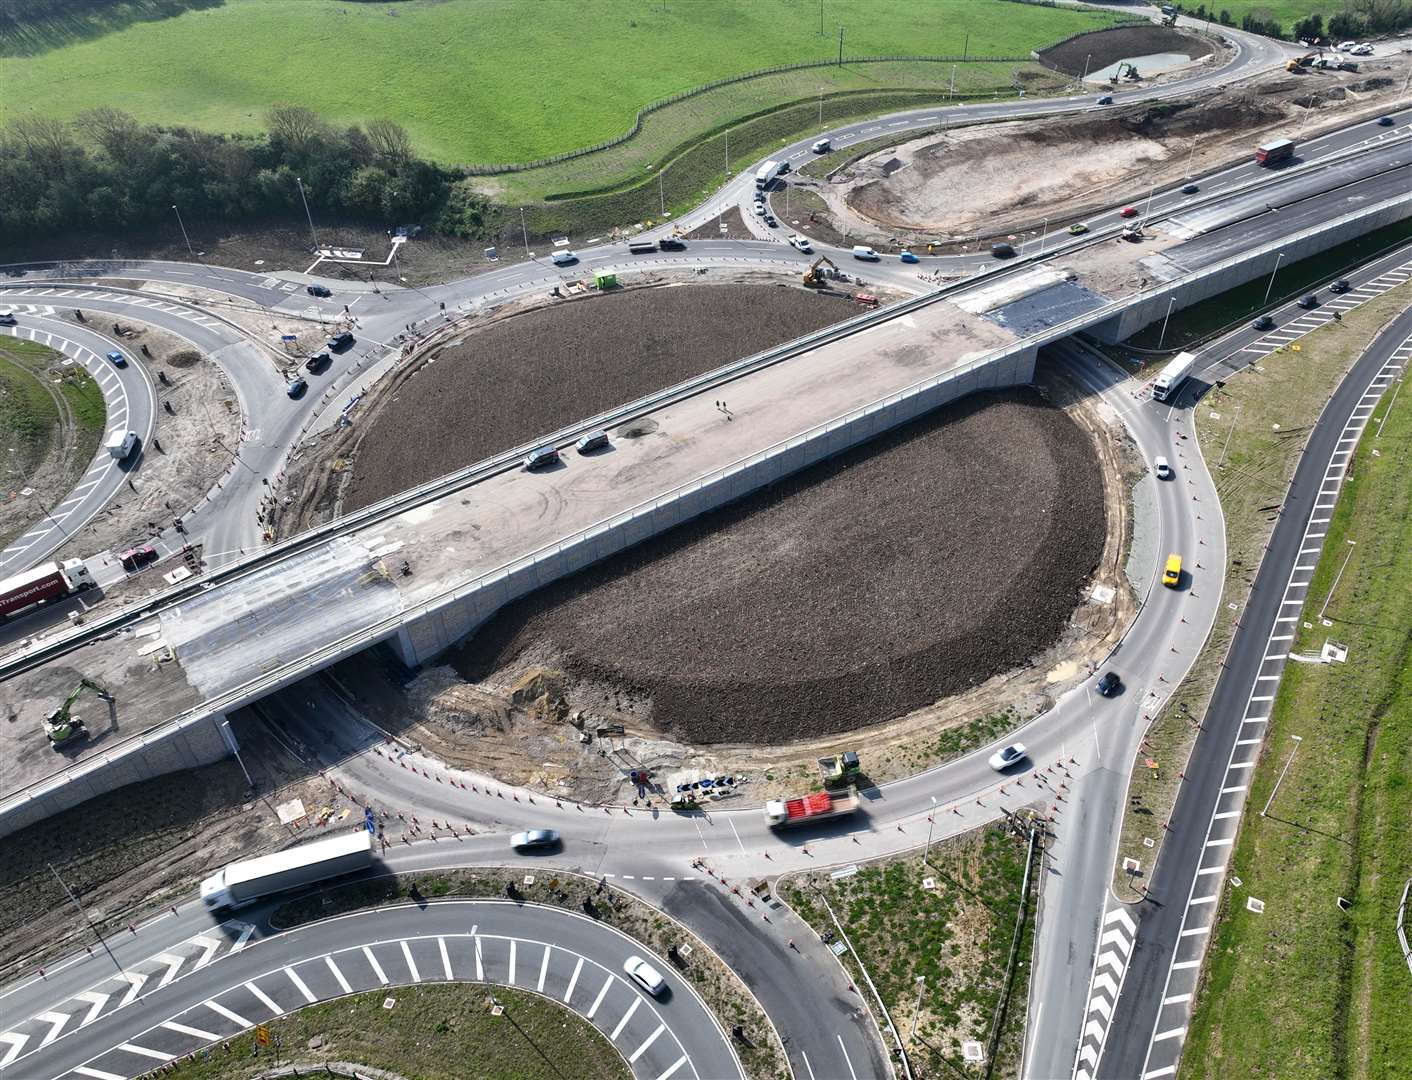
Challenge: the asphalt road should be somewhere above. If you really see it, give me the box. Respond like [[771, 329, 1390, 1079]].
[[1, 900, 740, 1080]]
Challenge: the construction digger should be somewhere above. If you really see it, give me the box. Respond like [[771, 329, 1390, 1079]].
[[44, 678, 113, 749], [803, 255, 840, 288], [1110, 62, 1141, 84]]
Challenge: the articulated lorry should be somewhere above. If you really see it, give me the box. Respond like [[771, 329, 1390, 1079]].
[[200, 830, 374, 913], [0, 559, 95, 620], [1151, 351, 1199, 402], [755, 159, 789, 189], [764, 787, 859, 828], [1255, 138, 1295, 166]]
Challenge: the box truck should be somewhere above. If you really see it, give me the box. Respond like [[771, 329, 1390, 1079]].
[[200, 831, 374, 912], [1151, 351, 1198, 402], [0, 559, 95, 620]]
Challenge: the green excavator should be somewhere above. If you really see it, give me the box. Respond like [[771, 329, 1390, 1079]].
[[44, 678, 113, 749]]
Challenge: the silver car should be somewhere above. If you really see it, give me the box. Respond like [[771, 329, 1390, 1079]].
[[623, 955, 666, 996]]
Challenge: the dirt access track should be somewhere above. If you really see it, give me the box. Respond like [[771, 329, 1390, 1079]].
[[813, 57, 1409, 248]]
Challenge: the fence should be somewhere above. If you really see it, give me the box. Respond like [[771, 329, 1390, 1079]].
[[460, 54, 1029, 176]]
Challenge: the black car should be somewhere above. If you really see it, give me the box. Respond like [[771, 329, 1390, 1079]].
[[991, 242, 1016, 258], [1097, 95, 1114, 105], [1253, 314, 1275, 331], [1377, 115, 1395, 127], [305, 352, 331, 374], [1297, 293, 1319, 309], [657, 237, 686, 251], [1181, 182, 1200, 194], [327, 330, 355, 351], [1096, 671, 1122, 697], [306, 284, 332, 298], [1330, 279, 1351, 293]]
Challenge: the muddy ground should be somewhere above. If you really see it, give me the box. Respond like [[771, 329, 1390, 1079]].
[[448, 383, 1104, 745], [48, 314, 243, 561], [282, 279, 864, 531], [1037, 24, 1216, 77], [803, 60, 1411, 248]]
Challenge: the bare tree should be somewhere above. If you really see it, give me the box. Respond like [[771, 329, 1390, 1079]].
[[265, 104, 325, 157], [76, 107, 145, 164], [8, 116, 77, 175], [366, 118, 413, 169]]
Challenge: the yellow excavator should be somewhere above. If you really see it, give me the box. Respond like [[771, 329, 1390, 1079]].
[[45, 678, 114, 749], [803, 255, 840, 288]]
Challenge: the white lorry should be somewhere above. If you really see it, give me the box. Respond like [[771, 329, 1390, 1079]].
[[1151, 351, 1198, 402], [755, 159, 789, 189], [200, 830, 374, 912], [105, 430, 138, 460]]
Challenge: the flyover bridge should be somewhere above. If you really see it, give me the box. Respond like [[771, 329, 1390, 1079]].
[[1, 139, 1409, 838]]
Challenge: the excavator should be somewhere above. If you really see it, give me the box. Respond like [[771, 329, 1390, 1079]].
[[1110, 62, 1141, 84], [44, 678, 114, 749], [803, 255, 840, 288]]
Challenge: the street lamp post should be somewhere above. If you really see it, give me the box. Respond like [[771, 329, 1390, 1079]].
[[659, 169, 666, 217], [295, 176, 319, 250], [171, 204, 194, 257], [1037, 216, 1048, 254], [1080, 53, 1092, 87], [1157, 296, 1177, 349], [1318, 540, 1357, 621], [1298, 93, 1317, 136], [923, 796, 938, 867], [1142, 180, 1157, 222], [1263, 252, 1285, 305], [519, 207, 530, 256], [1186, 138, 1197, 179], [909, 976, 927, 1042], [1261, 735, 1303, 816]]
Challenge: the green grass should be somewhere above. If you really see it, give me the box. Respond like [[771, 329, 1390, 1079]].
[[0, 0, 1127, 166], [1179, 355, 1412, 1080], [1111, 281, 1412, 899], [158, 983, 629, 1080], [782, 820, 1041, 1077], [0, 340, 64, 492], [1178, 1, 1344, 29]]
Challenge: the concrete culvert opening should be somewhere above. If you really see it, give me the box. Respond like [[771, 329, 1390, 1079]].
[[450, 386, 1106, 745]]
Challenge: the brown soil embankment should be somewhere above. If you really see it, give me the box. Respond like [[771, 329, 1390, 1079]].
[[1037, 24, 1215, 77]]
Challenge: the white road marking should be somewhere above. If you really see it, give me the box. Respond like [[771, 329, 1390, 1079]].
[[587, 976, 613, 1019], [118, 972, 147, 1007], [836, 1034, 860, 1080], [0, 1033, 27, 1067], [537, 945, 551, 992], [474, 936, 484, 982], [362, 946, 388, 985], [72, 1068, 125, 1080], [655, 1054, 690, 1080], [37, 1011, 70, 1047], [565, 957, 583, 1004], [76, 991, 110, 1028], [440, 937, 453, 981], [118, 1042, 172, 1061], [326, 956, 352, 994], [400, 940, 421, 983], [204, 1000, 253, 1028], [161, 1020, 219, 1040], [508, 938, 516, 985], [610, 995, 641, 1039], [630, 1023, 665, 1063], [285, 966, 316, 1003], [244, 980, 282, 1015]]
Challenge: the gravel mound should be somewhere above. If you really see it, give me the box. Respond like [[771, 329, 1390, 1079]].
[[344, 284, 857, 510], [451, 387, 1105, 744], [1037, 25, 1213, 77]]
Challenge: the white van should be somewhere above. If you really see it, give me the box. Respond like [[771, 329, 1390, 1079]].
[[1154, 456, 1172, 480], [812, 138, 832, 153], [851, 245, 879, 261], [106, 430, 138, 460]]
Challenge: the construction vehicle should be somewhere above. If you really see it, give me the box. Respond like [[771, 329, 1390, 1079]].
[[764, 786, 860, 828], [45, 678, 113, 748], [817, 750, 861, 788], [1110, 62, 1140, 84], [802, 255, 841, 288], [1161, 10, 1178, 26], [1285, 58, 1302, 72]]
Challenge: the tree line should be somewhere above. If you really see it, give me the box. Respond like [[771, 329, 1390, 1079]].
[[1174, 0, 1412, 40], [0, 106, 494, 249]]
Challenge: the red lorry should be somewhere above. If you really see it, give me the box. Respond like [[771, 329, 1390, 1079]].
[[764, 787, 860, 827], [1255, 139, 1295, 166], [0, 559, 96, 620]]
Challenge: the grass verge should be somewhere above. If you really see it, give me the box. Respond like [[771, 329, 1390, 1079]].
[[271, 867, 783, 1079], [157, 983, 629, 1080], [0, 345, 59, 480], [780, 818, 1042, 1078], [1178, 343, 1412, 1079], [1111, 280, 1412, 899]]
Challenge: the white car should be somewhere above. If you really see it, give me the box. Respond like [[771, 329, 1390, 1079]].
[[789, 234, 813, 253], [623, 955, 666, 996], [752, 202, 766, 216], [1154, 456, 1172, 480], [988, 743, 1027, 771], [551, 250, 578, 266]]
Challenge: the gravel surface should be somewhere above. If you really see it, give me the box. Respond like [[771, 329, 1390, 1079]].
[[452, 387, 1106, 744], [343, 284, 857, 510]]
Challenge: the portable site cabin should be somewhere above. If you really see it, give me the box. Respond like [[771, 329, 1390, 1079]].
[[593, 271, 618, 289]]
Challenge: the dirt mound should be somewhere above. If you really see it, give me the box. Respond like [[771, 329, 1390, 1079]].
[[1037, 24, 1214, 76], [339, 285, 858, 512], [450, 387, 1105, 745]]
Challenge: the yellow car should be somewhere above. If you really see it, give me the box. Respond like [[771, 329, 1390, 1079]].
[[1163, 554, 1183, 588]]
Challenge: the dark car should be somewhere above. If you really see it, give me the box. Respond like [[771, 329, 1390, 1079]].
[[1253, 314, 1276, 331], [106, 350, 128, 368], [1377, 115, 1395, 126], [1181, 182, 1200, 194], [1297, 293, 1319, 309], [326, 331, 354, 351], [1330, 279, 1351, 293], [1097, 95, 1114, 105], [657, 237, 686, 251], [306, 284, 332, 298], [1096, 671, 1122, 697], [304, 352, 331, 374], [991, 242, 1016, 258], [523, 445, 559, 470], [575, 430, 609, 454], [286, 376, 308, 398]]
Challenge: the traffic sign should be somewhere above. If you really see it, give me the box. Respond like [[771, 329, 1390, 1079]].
[[255, 1024, 270, 1047]]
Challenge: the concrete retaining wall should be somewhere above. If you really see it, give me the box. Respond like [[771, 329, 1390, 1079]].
[[0, 713, 228, 838], [1087, 196, 1412, 343], [391, 346, 1039, 667]]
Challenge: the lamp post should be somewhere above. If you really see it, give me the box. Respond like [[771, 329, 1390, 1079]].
[[1318, 540, 1357, 622], [1185, 138, 1197, 179], [923, 796, 938, 867], [1157, 296, 1177, 349], [519, 207, 530, 256], [171, 205, 194, 257], [1037, 217, 1049, 254], [1261, 735, 1303, 816], [295, 176, 319, 249], [1263, 252, 1285, 305]]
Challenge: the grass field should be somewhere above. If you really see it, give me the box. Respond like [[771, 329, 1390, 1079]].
[[1111, 281, 1412, 899], [0, 0, 1126, 165], [158, 983, 629, 1080], [1179, 338, 1412, 1079], [782, 820, 1041, 1078]]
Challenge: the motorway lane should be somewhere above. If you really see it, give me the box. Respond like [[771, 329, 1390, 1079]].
[[1097, 307, 1412, 1080], [3, 901, 739, 1080], [0, 316, 152, 578]]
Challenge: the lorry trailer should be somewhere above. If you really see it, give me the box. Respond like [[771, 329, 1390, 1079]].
[[754, 159, 789, 189], [0, 559, 95, 620], [1151, 351, 1198, 402], [764, 786, 860, 827], [1255, 138, 1295, 166], [200, 830, 374, 912]]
